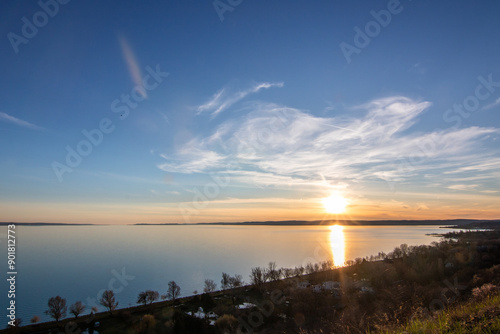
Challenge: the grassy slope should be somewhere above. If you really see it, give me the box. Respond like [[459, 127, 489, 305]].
[[376, 292, 500, 334]]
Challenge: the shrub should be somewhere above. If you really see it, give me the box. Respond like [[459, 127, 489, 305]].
[[215, 314, 238, 333], [472, 283, 499, 300]]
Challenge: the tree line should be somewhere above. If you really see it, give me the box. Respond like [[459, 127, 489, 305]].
[[31, 259, 338, 325]]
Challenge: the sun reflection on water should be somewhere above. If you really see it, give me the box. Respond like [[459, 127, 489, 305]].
[[329, 225, 345, 267]]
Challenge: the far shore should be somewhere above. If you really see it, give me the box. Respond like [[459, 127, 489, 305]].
[[2, 219, 500, 228]]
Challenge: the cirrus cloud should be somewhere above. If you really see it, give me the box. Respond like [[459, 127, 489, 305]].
[[159, 95, 500, 192]]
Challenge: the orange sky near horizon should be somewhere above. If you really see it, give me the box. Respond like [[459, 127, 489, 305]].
[[2, 189, 499, 224]]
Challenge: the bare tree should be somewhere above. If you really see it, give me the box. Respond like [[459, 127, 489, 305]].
[[45, 296, 67, 322], [321, 261, 332, 271], [166, 281, 181, 301], [228, 274, 243, 288], [203, 279, 217, 293], [305, 262, 315, 274], [250, 267, 265, 286], [30, 316, 40, 324], [221, 272, 230, 290], [69, 301, 86, 318], [282, 268, 295, 278], [99, 290, 118, 313], [137, 290, 159, 305], [222, 273, 244, 305], [265, 262, 281, 281], [294, 266, 305, 276]]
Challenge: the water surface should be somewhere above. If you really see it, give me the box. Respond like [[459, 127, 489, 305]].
[[0, 224, 455, 326]]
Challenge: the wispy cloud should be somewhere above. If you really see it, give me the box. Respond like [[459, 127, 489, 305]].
[[159, 96, 500, 192], [482, 97, 500, 110], [0, 112, 44, 130], [159, 144, 224, 174], [196, 82, 284, 117], [447, 184, 478, 191]]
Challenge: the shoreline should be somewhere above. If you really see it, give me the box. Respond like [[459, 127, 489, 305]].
[[2, 219, 500, 227]]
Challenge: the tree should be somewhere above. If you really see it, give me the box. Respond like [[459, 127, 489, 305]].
[[222, 273, 243, 305], [30, 316, 40, 324], [69, 301, 85, 319], [221, 272, 230, 290], [250, 267, 265, 286], [137, 290, 159, 305], [166, 281, 181, 301], [228, 274, 243, 288], [91, 306, 98, 313], [280, 267, 291, 279], [265, 262, 280, 281], [203, 279, 217, 293], [321, 260, 332, 271], [294, 266, 305, 276], [45, 296, 67, 322], [99, 290, 118, 313]]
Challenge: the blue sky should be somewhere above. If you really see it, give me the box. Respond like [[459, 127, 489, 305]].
[[1, 0, 499, 223]]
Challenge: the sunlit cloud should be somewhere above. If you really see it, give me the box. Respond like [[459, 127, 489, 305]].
[[159, 96, 500, 195], [196, 82, 284, 117], [119, 35, 147, 98], [0, 111, 44, 130]]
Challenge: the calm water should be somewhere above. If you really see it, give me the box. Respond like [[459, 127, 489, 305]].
[[0, 224, 455, 326]]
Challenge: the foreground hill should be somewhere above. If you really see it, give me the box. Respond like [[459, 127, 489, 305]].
[[376, 289, 500, 333]]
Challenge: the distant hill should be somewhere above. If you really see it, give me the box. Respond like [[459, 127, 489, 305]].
[[0, 222, 94, 226], [3, 219, 499, 227], [138, 219, 500, 226]]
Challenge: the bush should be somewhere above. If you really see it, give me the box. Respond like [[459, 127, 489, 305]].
[[138, 314, 157, 333], [215, 314, 238, 333], [472, 283, 499, 300]]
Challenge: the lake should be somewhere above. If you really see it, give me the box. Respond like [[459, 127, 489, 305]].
[[0, 224, 456, 326]]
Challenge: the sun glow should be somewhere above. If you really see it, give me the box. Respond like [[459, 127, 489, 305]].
[[322, 193, 349, 214], [329, 225, 345, 267]]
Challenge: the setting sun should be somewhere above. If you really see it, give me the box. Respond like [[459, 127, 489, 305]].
[[322, 193, 349, 214]]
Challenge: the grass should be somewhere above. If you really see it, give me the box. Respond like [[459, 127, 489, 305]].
[[376, 291, 500, 334]]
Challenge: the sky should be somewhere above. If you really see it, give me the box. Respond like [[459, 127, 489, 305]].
[[0, 0, 499, 224]]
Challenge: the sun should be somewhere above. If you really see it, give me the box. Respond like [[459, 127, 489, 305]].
[[322, 193, 349, 214]]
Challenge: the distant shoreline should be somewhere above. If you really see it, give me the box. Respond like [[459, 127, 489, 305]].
[[0, 222, 96, 226], [3, 219, 499, 227], [138, 219, 500, 228]]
